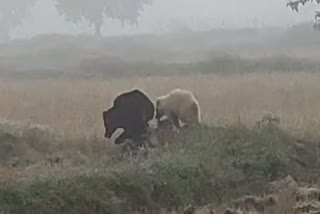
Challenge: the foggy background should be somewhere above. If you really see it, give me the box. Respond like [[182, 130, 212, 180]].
[[11, 0, 316, 39], [0, 0, 319, 79]]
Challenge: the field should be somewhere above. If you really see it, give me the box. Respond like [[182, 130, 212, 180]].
[[1, 25, 320, 213], [2, 72, 320, 141]]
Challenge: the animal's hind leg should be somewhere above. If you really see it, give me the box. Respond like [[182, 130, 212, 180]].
[[114, 132, 127, 145], [170, 112, 181, 129]]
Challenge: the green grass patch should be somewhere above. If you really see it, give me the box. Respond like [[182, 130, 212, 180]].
[[0, 117, 320, 213]]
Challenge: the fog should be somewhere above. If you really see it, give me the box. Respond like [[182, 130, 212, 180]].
[[1, 3, 320, 205], [10, 0, 316, 39]]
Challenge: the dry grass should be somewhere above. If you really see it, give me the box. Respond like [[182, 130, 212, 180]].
[[0, 72, 320, 141]]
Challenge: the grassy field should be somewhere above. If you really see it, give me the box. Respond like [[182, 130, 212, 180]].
[[0, 26, 320, 213], [1, 72, 320, 140]]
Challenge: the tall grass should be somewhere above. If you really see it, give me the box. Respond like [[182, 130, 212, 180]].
[[1, 72, 320, 140]]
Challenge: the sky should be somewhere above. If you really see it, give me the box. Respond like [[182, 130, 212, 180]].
[[12, 0, 317, 38]]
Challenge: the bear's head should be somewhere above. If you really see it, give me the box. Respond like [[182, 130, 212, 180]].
[[103, 108, 128, 145], [155, 98, 165, 121]]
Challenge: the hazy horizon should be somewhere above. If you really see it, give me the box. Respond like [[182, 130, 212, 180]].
[[8, 0, 317, 39]]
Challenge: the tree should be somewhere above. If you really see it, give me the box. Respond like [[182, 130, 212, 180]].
[[55, 0, 106, 36], [0, 0, 37, 41], [55, 0, 152, 36], [105, 0, 152, 27], [287, 0, 320, 29]]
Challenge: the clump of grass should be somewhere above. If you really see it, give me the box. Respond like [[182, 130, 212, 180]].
[[0, 119, 61, 150], [1, 117, 320, 213], [0, 120, 62, 165]]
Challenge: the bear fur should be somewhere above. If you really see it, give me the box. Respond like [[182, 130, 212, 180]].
[[155, 89, 201, 128], [102, 89, 155, 145]]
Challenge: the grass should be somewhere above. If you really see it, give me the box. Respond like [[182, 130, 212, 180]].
[[1, 72, 320, 141], [0, 30, 320, 213], [0, 120, 319, 214]]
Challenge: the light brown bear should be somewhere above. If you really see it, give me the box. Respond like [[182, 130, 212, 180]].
[[155, 89, 201, 129]]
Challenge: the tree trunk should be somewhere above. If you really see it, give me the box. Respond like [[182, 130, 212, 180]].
[[94, 22, 102, 37]]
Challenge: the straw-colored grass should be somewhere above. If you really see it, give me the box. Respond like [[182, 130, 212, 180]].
[[0, 72, 320, 141]]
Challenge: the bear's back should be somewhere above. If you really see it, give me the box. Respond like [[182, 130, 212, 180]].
[[114, 89, 153, 110], [163, 89, 197, 110]]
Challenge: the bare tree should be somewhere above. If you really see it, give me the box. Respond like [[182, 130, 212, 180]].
[[55, 0, 152, 36]]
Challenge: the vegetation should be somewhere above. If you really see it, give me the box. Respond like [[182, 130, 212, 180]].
[[0, 15, 319, 214], [0, 0, 152, 40], [54, 0, 152, 36], [287, 0, 319, 13], [2, 0, 320, 40], [0, 117, 319, 213], [287, 0, 320, 29], [0, 28, 319, 79]]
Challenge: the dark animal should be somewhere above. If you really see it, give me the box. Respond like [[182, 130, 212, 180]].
[[102, 89, 155, 145]]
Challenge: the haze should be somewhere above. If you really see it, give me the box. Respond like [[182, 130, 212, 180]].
[[11, 0, 316, 39], [2, 0, 320, 212]]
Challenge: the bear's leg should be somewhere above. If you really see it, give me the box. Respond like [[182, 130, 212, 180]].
[[170, 112, 181, 129], [114, 136, 126, 145], [114, 132, 127, 144]]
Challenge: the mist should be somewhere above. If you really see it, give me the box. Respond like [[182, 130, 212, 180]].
[[2, 0, 320, 212], [10, 0, 316, 39]]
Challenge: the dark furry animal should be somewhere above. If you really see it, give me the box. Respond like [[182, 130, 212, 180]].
[[102, 89, 155, 145]]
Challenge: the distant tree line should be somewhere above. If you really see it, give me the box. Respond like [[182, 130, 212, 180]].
[[0, 0, 152, 41], [0, 0, 319, 41]]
